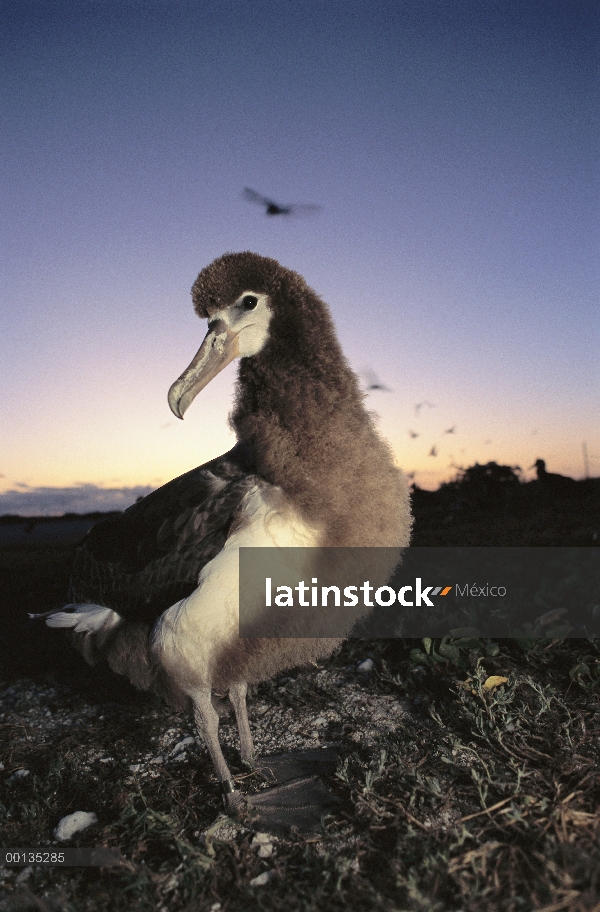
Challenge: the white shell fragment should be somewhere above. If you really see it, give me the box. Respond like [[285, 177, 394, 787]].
[[251, 832, 275, 858], [8, 769, 30, 784], [171, 736, 196, 756], [54, 811, 99, 842], [249, 871, 273, 887]]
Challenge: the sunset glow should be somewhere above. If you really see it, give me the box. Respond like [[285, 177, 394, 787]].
[[2, 2, 598, 514]]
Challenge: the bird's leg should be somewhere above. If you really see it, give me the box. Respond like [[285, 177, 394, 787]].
[[191, 688, 244, 813], [228, 681, 254, 766]]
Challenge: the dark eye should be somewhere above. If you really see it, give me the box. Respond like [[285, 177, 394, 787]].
[[241, 295, 258, 311]]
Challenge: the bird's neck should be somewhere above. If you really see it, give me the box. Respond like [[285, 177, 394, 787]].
[[231, 353, 407, 547], [233, 354, 358, 469]]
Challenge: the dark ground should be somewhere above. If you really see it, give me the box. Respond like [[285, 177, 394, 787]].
[[0, 467, 599, 911]]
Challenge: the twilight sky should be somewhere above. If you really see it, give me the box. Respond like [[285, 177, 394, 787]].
[[1, 0, 598, 515]]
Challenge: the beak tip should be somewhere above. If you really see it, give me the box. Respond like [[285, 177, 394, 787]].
[[167, 384, 185, 420], [168, 400, 183, 420]]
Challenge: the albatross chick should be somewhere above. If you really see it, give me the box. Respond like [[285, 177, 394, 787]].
[[38, 252, 413, 828]]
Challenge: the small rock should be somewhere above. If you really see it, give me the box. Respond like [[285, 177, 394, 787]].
[[171, 737, 195, 756], [249, 871, 272, 887], [257, 844, 274, 858], [54, 811, 99, 842], [357, 659, 375, 674], [251, 833, 274, 858], [8, 769, 30, 784], [15, 866, 33, 884]]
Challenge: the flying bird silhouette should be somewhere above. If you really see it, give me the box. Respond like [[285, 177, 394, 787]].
[[429, 446, 438, 457], [362, 369, 392, 392], [444, 426, 456, 434], [243, 188, 321, 217], [415, 401, 435, 417], [408, 430, 419, 439]]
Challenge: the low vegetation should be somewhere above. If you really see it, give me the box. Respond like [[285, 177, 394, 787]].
[[0, 464, 598, 911]]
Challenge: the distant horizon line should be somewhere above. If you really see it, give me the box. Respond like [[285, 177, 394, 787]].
[[1, 465, 597, 520]]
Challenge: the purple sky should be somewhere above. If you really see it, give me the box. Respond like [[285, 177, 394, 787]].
[[2, 0, 599, 515]]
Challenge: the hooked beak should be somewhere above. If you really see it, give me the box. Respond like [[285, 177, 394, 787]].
[[168, 319, 240, 419]]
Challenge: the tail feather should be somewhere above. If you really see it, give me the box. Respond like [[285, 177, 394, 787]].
[[43, 604, 121, 634], [37, 603, 123, 665], [35, 603, 189, 709]]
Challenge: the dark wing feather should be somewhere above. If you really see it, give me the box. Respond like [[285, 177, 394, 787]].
[[69, 443, 256, 623], [242, 188, 320, 216], [243, 188, 278, 208]]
